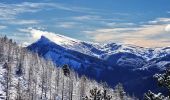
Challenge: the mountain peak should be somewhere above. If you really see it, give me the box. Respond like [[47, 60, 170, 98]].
[[36, 35, 51, 44], [40, 35, 50, 41]]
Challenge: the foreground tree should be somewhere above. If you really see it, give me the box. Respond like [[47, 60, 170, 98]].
[[144, 66, 170, 100], [114, 83, 126, 100], [144, 90, 168, 100]]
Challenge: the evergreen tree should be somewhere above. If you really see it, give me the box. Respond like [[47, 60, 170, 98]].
[[16, 62, 23, 76], [62, 64, 70, 77]]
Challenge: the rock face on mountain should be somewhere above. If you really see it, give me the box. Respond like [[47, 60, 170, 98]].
[[27, 35, 170, 98]]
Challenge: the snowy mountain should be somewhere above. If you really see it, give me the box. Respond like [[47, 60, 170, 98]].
[[28, 35, 170, 70], [27, 35, 170, 98], [0, 36, 136, 100], [37, 34, 170, 61]]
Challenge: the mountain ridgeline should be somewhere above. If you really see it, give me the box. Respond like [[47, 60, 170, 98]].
[[27, 35, 170, 99], [0, 36, 136, 100]]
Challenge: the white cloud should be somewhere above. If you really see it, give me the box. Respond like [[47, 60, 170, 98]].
[[165, 24, 170, 32], [19, 28, 63, 43], [18, 28, 46, 39]]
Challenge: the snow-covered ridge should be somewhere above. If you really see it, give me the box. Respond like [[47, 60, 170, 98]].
[[39, 34, 170, 61]]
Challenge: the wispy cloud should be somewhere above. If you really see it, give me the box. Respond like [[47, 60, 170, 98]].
[[0, 2, 44, 20], [8, 19, 40, 25], [148, 18, 170, 24], [71, 15, 122, 22], [72, 15, 101, 21], [0, 25, 7, 30], [0, 2, 97, 20], [0, 2, 100, 28], [105, 22, 136, 27], [57, 22, 79, 28]]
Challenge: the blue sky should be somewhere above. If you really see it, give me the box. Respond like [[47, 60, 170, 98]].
[[0, 0, 170, 47]]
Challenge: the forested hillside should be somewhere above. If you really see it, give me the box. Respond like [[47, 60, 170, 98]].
[[0, 36, 136, 100]]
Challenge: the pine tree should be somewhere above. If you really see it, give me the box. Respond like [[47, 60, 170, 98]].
[[62, 64, 70, 77]]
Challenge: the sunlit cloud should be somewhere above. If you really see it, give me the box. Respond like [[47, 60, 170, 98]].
[[19, 28, 60, 41], [165, 24, 170, 32], [18, 28, 81, 46], [123, 38, 170, 48], [18, 28, 46, 40], [84, 23, 170, 47]]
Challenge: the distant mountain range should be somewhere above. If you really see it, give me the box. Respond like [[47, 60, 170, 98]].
[[27, 35, 170, 98]]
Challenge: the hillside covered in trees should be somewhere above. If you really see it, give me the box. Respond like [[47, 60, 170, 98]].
[[0, 36, 137, 100]]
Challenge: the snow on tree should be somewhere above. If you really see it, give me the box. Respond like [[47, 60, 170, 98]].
[[144, 90, 169, 100], [144, 66, 170, 100]]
